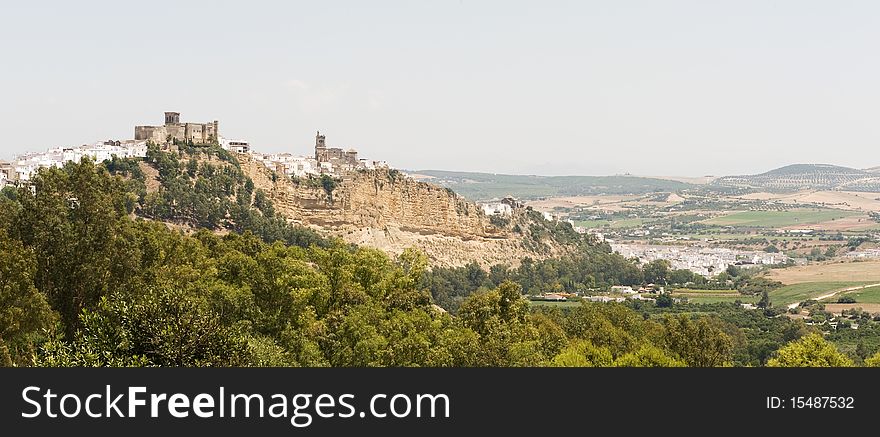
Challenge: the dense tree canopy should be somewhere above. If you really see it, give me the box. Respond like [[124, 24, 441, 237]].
[[767, 333, 854, 367]]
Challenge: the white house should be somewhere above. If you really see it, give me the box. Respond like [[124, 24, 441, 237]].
[[221, 138, 250, 154], [482, 202, 512, 216], [611, 285, 635, 294]]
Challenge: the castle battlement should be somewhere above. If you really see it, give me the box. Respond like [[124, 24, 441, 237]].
[[135, 112, 218, 144]]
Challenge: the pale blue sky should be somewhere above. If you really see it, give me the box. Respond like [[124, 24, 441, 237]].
[[1, 1, 879, 176]]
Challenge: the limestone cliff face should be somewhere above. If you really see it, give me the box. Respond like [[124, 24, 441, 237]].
[[241, 156, 569, 267]]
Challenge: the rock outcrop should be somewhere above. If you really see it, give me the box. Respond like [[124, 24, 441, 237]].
[[240, 156, 571, 267]]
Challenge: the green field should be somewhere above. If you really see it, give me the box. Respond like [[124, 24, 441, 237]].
[[769, 282, 873, 306], [527, 300, 583, 308], [672, 288, 739, 294], [827, 285, 880, 304], [671, 289, 759, 304], [681, 295, 760, 304], [702, 209, 859, 228]]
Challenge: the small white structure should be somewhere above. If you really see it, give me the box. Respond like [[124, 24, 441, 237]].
[[611, 285, 635, 294], [226, 140, 250, 154], [481, 202, 513, 216], [586, 296, 626, 303]]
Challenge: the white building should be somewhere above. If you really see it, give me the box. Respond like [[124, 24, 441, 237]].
[[481, 202, 513, 216], [360, 159, 389, 170], [611, 286, 635, 294], [220, 137, 250, 154]]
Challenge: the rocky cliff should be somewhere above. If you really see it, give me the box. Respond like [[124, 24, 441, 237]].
[[240, 156, 576, 267]]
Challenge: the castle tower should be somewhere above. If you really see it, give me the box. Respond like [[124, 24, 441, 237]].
[[315, 131, 327, 161], [164, 112, 180, 125]]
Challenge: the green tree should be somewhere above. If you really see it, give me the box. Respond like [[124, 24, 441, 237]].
[[0, 231, 56, 366], [855, 341, 870, 361], [642, 259, 671, 285], [613, 345, 685, 367], [662, 315, 732, 367], [668, 269, 695, 285], [865, 351, 880, 367], [457, 282, 545, 366], [550, 340, 613, 367], [655, 293, 673, 308], [767, 333, 853, 367], [15, 159, 138, 337], [37, 289, 249, 367]]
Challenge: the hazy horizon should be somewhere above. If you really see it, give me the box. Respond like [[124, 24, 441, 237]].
[[2, 1, 880, 176]]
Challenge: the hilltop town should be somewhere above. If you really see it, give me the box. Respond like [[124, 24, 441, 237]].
[[0, 112, 387, 188], [1, 112, 601, 270], [4, 112, 879, 289]]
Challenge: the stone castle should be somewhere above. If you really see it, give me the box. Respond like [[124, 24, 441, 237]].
[[135, 112, 218, 144]]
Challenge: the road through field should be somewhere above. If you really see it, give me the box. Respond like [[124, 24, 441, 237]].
[[786, 283, 880, 309]]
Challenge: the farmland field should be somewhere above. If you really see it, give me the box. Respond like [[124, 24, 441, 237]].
[[670, 289, 759, 304], [767, 261, 880, 284], [527, 300, 582, 308], [828, 285, 880, 304], [671, 288, 729, 293], [823, 303, 880, 314], [681, 295, 760, 304], [701, 209, 859, 227], [768, 282, 874, 306]]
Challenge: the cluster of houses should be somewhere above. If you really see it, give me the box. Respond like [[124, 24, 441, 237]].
[[1, 115, 391, 191], [611, 243, 787, 277], [530, 284, 665, 304], [245, 132, 389, 179], [1, 140, 148, 187], [250, 151, 389, 179]]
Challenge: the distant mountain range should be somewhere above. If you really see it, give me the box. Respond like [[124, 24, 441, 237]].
[[409, 170, 693, 201], [412, 163, 880, 201], [712, 164, 880, 192]]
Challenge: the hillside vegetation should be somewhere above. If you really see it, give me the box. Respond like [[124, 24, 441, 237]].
[[1, 152, 878, 367]]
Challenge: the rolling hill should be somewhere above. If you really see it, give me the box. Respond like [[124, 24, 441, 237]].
[[409, 170, 694, 201], [712, 164, 880, 192]]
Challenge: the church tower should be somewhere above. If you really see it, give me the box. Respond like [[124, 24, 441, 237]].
[[164, 112, 180, 125], [315, 131, 327, 161]]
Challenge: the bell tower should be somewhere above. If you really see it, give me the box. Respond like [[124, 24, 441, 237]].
[[315, 131, 327, 161], [164, 112, 180, 125]]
